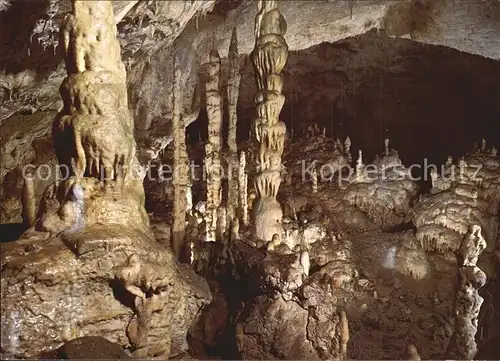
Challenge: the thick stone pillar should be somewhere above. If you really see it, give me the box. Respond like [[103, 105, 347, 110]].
[[44, 0, 149, 233], [250, 0, 288, 242]]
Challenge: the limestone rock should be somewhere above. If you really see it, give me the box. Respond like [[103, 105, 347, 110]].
[[0, 226, 211, 359]]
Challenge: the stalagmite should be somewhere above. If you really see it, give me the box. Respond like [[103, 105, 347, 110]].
[[311, 166, 318, 193], [344, 136, 351, 155], [250, 0, 289, 242], [217, 206, 227, 240], [300, 250, 310, 276], [21, 171, 36, 228], [339, 310, 349, 360], [407, 345, 421, 361], [239, 151, 249, 225], [481, 138, 486, 151], [204, 47, 223, 243], [227, 28, 240, 154], [448, 225, 487, 359], [172, 58, 189, 261], [227, 27, 241, 224], [355, 150, 364, 178], [384, 138, 390, 156]]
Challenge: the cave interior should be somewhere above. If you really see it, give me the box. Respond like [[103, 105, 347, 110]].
[[0, 0, 499, 360]]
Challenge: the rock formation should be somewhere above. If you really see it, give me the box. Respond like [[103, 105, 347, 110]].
[[447, 225, 487, 359], [414, 144, 499, 253], [344, 140, 417, 228], [21, 170, 36, 228], [172, 58, 189, 262], [204, 48, 223, 243], [251, 0, 289, 242], [227, 27, 241, 225], [0, 1, 210, 358], [239, 150, 249, 226]]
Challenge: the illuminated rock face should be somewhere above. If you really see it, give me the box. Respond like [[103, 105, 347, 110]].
[[251, 0, 289, 242], [0, 2, 211, 359]]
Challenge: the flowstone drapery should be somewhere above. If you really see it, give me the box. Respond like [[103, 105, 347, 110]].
[[250, 0, 289, 242]]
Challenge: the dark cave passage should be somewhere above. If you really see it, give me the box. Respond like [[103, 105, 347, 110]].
[[229, 30, 500, 167]]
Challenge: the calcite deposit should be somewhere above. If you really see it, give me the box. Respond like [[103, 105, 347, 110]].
[[250, 0, 289, 242], [344, 139, 418, 228], [1, 1, 500, 360], [414, 145, 499, 253], [1, 1, 210, 358]]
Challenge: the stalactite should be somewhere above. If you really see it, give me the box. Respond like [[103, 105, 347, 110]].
[[227, 27, 241, 227], [172, 57, 188, 261], [250, 0, 289, 242], [204, 47, 223, 243], [21, 172, 36, 228]]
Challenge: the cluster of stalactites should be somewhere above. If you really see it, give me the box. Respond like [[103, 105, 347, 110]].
[[251, 0, 288, 200]]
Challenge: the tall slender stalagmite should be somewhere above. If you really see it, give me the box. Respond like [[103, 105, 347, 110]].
[[172, 58, 189, 261], [205, 48, 223, 242], [250, 0, 288, 241], [227, 28, 240, 154], [227, 28, 241, 221], [238, 151, 248, 225]]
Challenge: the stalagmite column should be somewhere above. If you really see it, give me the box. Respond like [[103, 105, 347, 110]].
[[448, 225, 487, 360], [54, 0, 132, 181], [204, 48, 223, 242], [227, 28, 240, 155], [46, 0, 149, 233], [172, 58, 189, 261], [227, 28, 241, 221], [238, 151, 248, 225], [250, 0, 288, 242]]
